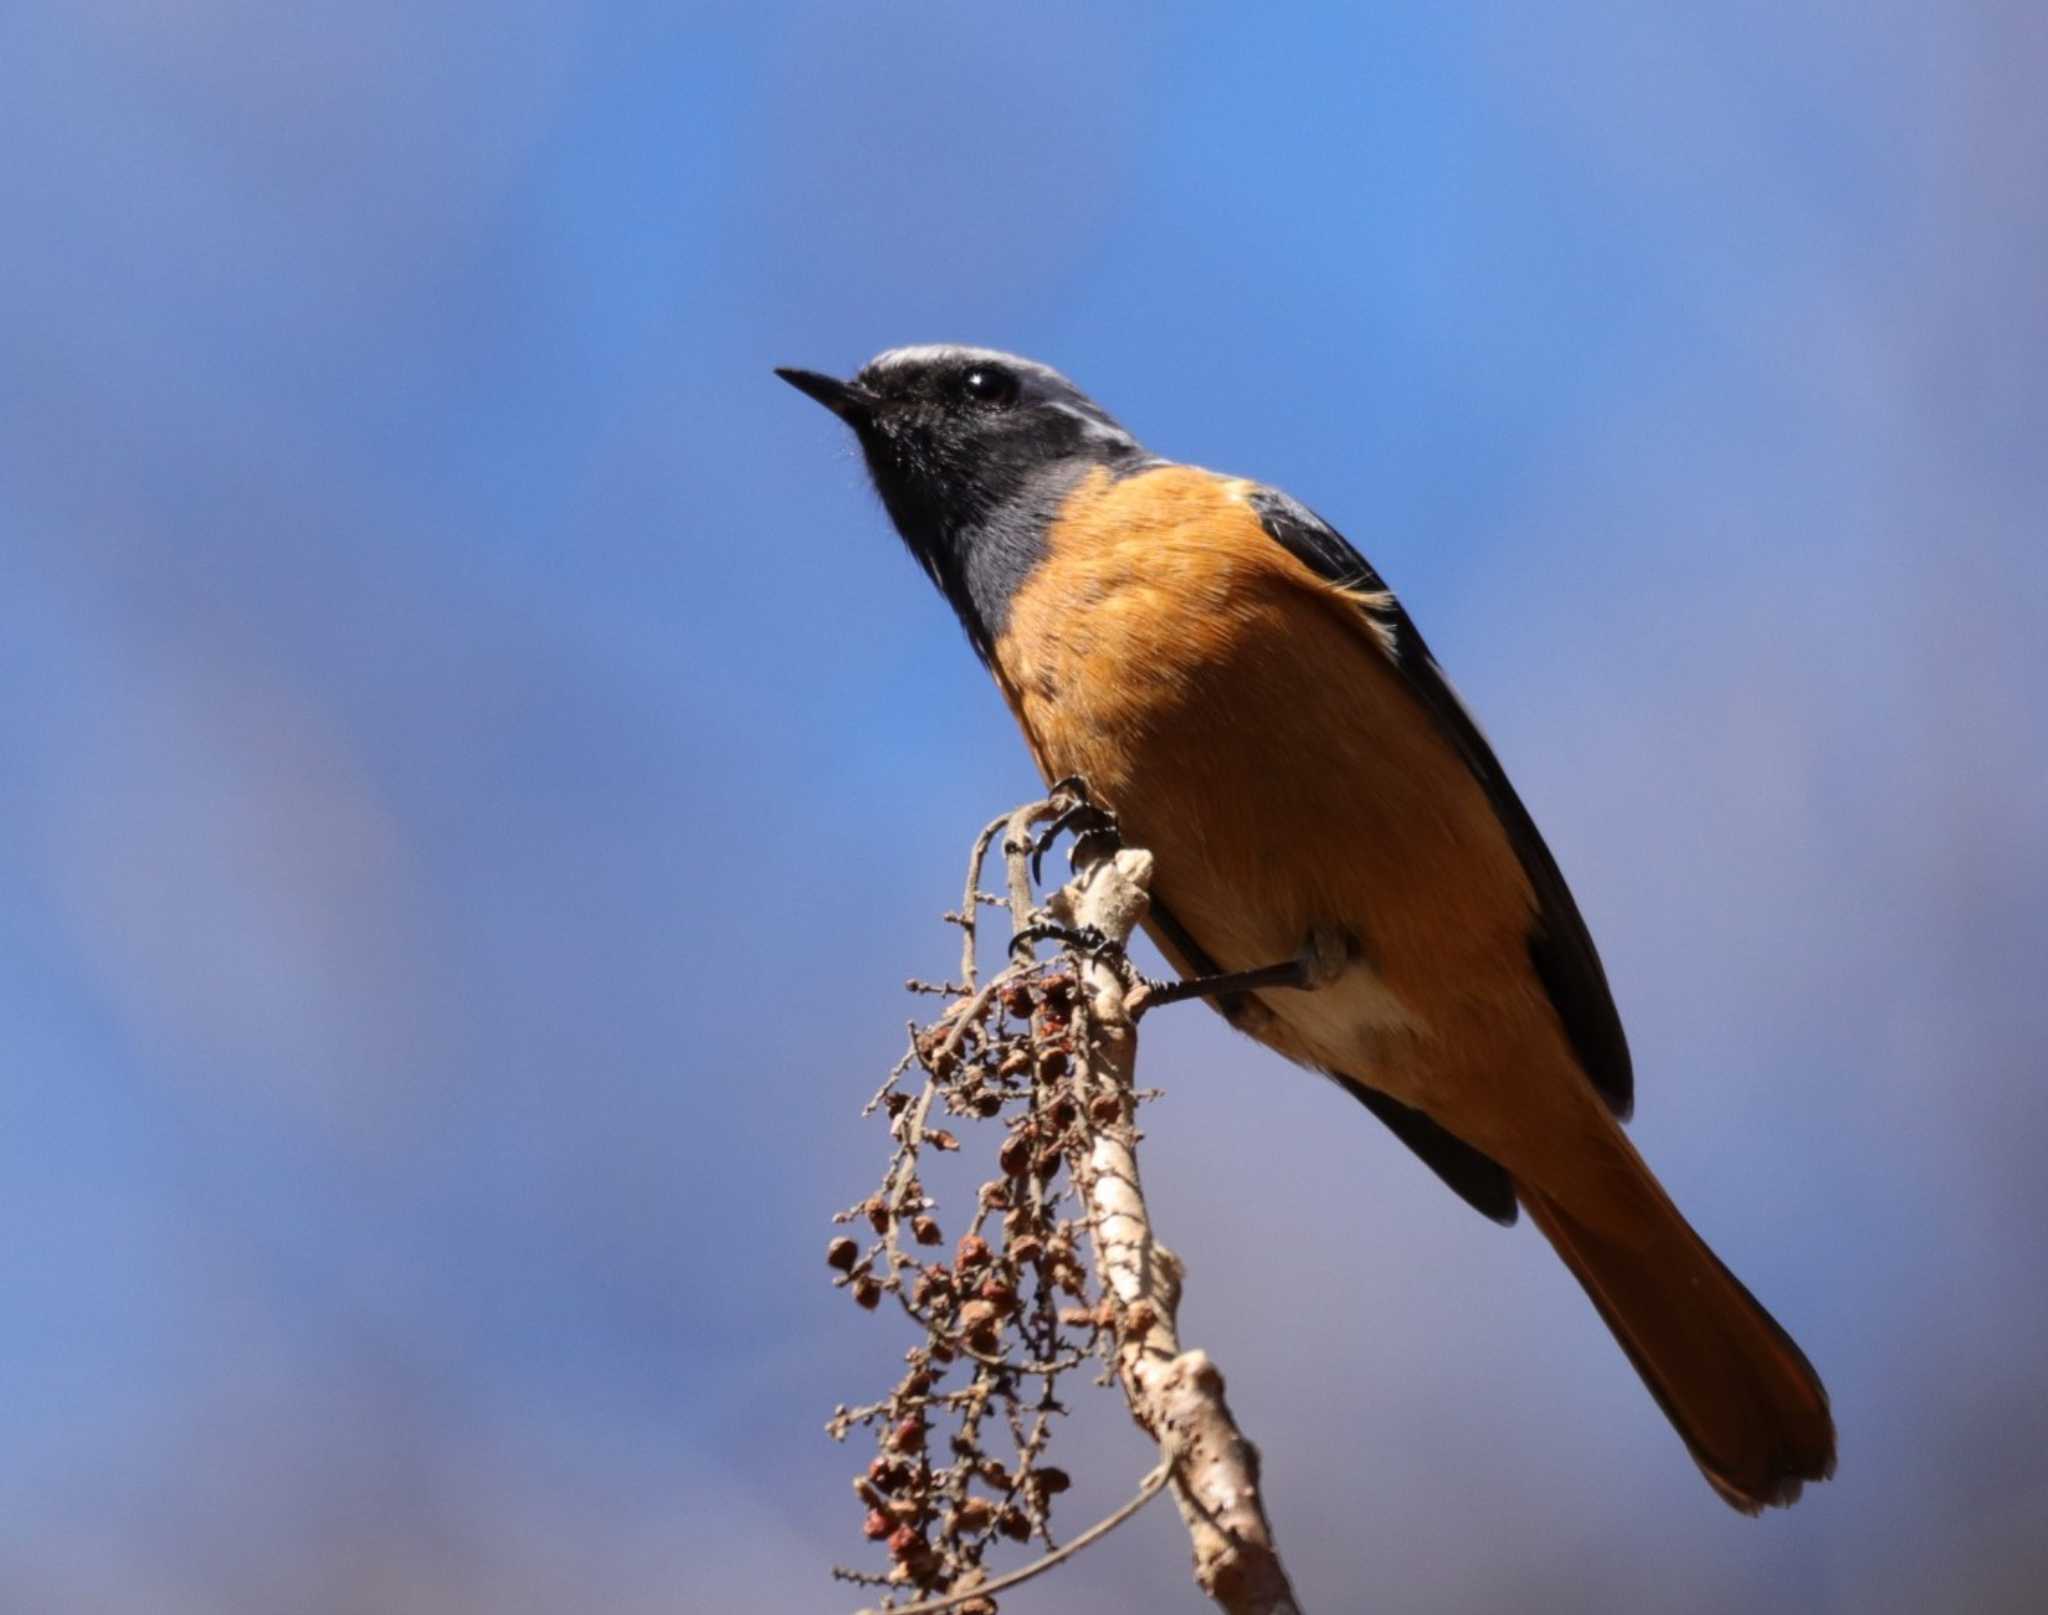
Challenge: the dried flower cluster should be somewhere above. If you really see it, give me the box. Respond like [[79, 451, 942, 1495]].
[[825, 800, 1146, 1614], [823, 791, 1301, 1615]]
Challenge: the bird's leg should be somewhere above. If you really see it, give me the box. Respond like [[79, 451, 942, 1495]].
[[1141, 958, 1313, 1007], [1143, 924, 1352, 1010]]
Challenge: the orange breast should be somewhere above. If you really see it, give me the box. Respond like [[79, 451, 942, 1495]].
[[991, 465, 1576, 1152]]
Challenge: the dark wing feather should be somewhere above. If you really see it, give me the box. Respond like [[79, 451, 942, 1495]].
[[1249, 487, 1634, 1119], [1334, 1076, 1520, 1224]]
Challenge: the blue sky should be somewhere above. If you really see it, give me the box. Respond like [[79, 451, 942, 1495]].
[[3, 4, 2044, 1610]]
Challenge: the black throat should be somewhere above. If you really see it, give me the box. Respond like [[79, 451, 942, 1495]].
[[863, 437, 1134, 667]]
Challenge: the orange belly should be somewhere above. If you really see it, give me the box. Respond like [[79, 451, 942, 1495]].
[[990, 466, 1597, 1177]]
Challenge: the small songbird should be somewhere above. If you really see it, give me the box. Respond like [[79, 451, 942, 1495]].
[[778, 345, 1835, 1510]]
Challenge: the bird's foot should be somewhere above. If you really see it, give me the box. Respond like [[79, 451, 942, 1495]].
[[1030, 792, 1119, 885], [1009, 919, 1114, 962]]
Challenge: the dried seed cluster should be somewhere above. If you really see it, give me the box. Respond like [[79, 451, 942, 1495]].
[[825, 912, 1142, 1611]]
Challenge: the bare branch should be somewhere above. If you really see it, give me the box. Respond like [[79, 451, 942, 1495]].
[[999, 799, 1052, 950], [957, 813, 1012, 991], [1049, 840, 1305, 1615]]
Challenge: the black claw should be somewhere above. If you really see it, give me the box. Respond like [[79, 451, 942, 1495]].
[[1030, 800, 1120, 886], [1009, 920, 1118, 964]]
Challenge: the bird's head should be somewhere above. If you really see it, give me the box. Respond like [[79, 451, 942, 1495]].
[[776, 346, 1145, 657]]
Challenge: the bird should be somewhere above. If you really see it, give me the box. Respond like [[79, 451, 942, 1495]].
[[777, 344, 1835, 1512]]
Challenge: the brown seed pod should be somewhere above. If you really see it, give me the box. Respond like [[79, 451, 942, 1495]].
[[1088, 1091, 1123, 1125], [886, 1523, 924, 1560], [954, 1496, 995, 1533], [927, 1129, 960, 1152], [889, 1417, 926, 1454], [911, 1216, 943, 1246], [957, 1300, 1001, 1354], [997, 1132, 1033, 1178], [866, 1196, 893, 1234], [1032, 1465, 1072, 1495], [863, 1508, 893, 1540], [852, 1277, 882, 1310], [955, 1234, 992, 1269], [997, 1506, 1032, 1541], [977, 1278, 1018, 1315], [826, 1237, 859, 1272]]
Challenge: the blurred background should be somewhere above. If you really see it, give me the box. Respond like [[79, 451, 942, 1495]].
[[3, 3, 2044, 1610]]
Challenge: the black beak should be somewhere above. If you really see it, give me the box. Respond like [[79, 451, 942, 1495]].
[[775, 366, 873, 424]]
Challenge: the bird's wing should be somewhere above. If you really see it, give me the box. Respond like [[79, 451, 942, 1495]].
[[1247, 486, 1634, 1119]]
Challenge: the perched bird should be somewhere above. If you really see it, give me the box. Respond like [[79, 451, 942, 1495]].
[[778, 345, 1834, 1511]]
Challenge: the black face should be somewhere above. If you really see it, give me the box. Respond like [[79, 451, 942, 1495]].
[[776, 346, 1143, 662], [845, 351, 1131, 545]]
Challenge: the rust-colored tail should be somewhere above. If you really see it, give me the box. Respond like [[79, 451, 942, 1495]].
[[1518, 1139, 1836, 1512]]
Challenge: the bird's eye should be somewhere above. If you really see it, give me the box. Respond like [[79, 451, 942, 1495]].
[[959, 366, 1018, 406]]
